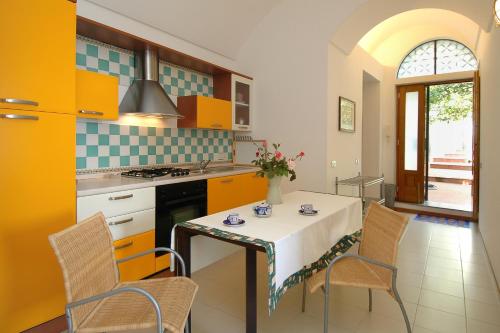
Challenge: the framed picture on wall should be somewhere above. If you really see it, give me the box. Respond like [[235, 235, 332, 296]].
[[339, 96, 356, 132]]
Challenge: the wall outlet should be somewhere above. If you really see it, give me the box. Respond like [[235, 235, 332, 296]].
[[213, 152, 227, 161], [330, 160, 337, 168]]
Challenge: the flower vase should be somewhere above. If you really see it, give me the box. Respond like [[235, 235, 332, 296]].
[[266, 176, 283, 205]]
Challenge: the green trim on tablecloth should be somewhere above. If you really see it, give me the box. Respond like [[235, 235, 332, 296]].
[[178, 221, 361, 313]]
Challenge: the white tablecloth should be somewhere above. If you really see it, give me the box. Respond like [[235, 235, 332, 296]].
[[181, 191, 362, 289]]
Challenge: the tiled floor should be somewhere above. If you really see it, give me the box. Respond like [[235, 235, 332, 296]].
[[186, 215, 500, 333]]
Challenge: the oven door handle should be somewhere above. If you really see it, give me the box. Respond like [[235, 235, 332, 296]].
[[160, 194, 207, 206]]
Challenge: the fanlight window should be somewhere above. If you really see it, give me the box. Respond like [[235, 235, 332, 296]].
[[397, 40, 478, 79]]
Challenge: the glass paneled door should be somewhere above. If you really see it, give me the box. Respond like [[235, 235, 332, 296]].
[[397, 85, 426, 203]]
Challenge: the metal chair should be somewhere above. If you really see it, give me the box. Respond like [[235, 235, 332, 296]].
[[49, 212, 198, 333], [306, 202, 411, 333]]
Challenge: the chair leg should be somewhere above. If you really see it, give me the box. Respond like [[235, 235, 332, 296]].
[[185, 316, 191, 333], [323, 283, 331, 333], [301, 279, 307, 313], [368, 288, 373, 312], [392, 282, 411, 333]]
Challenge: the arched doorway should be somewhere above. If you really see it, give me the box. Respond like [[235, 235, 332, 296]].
[[395, 39, 479, 214]]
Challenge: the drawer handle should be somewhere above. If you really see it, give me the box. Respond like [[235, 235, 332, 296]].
[[109, 194, 133, 201], [115, 241, 133, 250], [79, 110, 104, 116], [221, 178, 234, 183], [0, 114, 39, 121], [0, 98, 39, 106], [211, 123, 222, 128], [108, 217, 134, 226]]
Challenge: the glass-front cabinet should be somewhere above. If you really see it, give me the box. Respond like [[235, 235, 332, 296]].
[[231, 74, 253, 131]]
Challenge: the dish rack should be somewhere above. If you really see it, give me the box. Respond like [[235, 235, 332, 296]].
[[335, 173, 385, 213]]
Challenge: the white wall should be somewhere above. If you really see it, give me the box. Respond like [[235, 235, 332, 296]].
[[362, 73, 382, 177], [236, 0, 366, 194], [476, 26, 500, 283], [327, 45, 384, 195]]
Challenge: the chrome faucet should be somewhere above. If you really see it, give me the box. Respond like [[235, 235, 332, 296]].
[[198, 159, 211, 172]]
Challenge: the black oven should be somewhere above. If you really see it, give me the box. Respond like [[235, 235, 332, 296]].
[[155, 180, 207, 257]]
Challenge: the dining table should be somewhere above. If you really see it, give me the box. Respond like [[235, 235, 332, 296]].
[[173, 190, 363, 333]]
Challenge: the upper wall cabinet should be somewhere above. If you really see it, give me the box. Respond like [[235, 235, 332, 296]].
[[0, 0, 76, 114], [231, 75, 253, 131], [177, 95, 232, 130], [214, 73, 254, 131], [76, 69, 119, 120]]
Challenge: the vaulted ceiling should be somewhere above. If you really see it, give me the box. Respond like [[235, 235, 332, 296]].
[[358, 9, 482, 67], [332, 0, 493, 56], [87, 0, 494, 65], [88, 0, 283, 59]]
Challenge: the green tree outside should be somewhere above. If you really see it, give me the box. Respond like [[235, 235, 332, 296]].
[[429, 82, 473, 123]]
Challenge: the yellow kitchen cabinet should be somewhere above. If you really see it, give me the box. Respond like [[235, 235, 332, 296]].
[[239, 172, 268, 204], [0, 0, 76, 114], [114, 230, 156, 282], [207, 172, 268, 214], [0, 109, 76, 333], [177, 95, 232, 130], [156, 254, 171, 273], [208, 175, 241, 213], [76, 69, 119, 120]]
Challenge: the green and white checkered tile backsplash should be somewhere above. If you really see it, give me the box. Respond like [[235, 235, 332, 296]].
[[75, 37, 222, 171], [76, 36, 135, 86], [76, 36, 213, 96], [76, 122, 232, 170]]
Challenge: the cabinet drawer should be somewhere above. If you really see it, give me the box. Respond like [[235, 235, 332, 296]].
[[155, 254, 171, 272], [77, 187, 155, 221], [106, 208, 155, 241], [114, 230, 156, 282]]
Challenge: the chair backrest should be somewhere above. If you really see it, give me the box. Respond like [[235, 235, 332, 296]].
[[359, 203, 409, 286], [49, 212, 119, 328]]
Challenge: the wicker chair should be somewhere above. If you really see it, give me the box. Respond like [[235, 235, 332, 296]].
[[49, 212, 198, 333], [306, 202, 411, 333]]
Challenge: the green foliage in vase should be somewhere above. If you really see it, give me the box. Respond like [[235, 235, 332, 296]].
[[252, 143, 304, 181]]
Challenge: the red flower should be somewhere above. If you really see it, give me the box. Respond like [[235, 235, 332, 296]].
[[256, 151, 260, 157], [299, 151, 305, 157], [275, 151, 283, 159]]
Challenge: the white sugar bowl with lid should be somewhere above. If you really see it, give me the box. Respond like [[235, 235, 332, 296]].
[[253, 202, 272, 217]]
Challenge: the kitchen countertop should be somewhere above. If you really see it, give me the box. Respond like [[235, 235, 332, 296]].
[[77, 166, 260, 197]]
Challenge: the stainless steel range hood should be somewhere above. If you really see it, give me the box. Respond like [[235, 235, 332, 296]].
[[119, 46, 182, 118]]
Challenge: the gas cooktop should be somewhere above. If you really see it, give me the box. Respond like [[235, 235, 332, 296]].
[[121, 167, 190, 179]]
